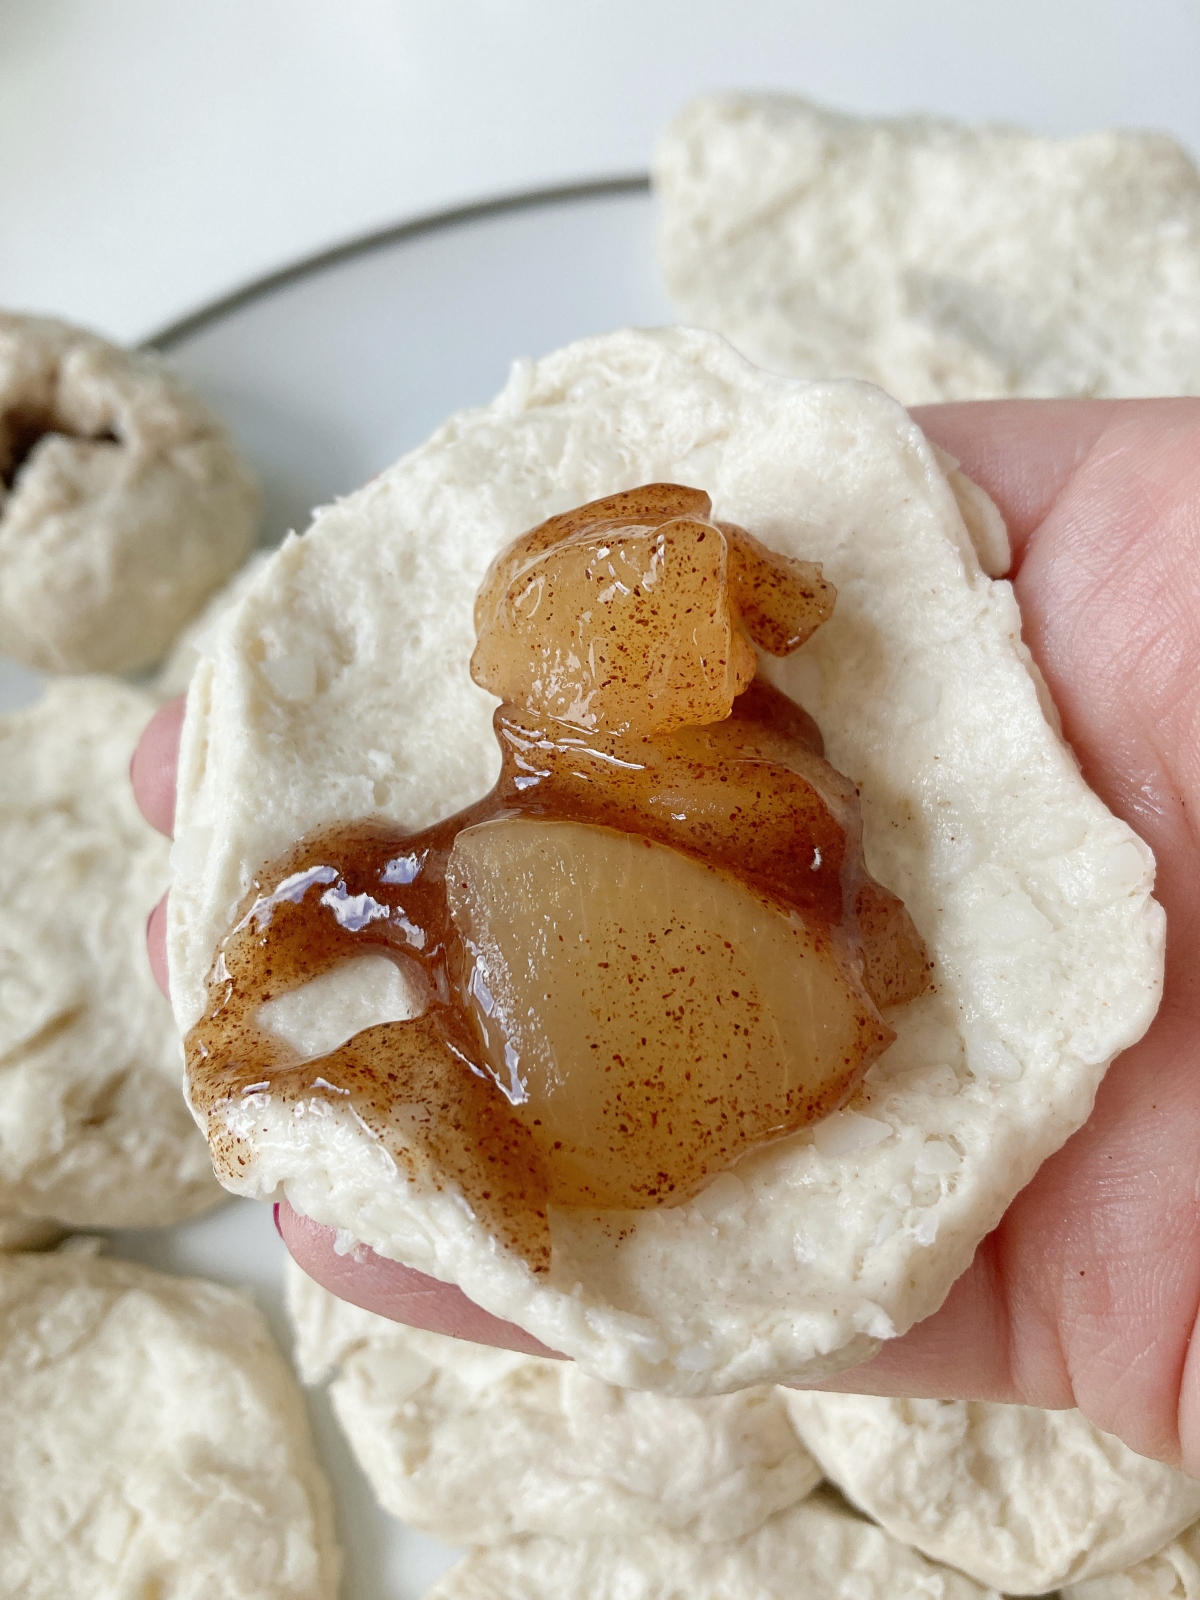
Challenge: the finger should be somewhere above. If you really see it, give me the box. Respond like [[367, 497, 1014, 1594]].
[[276, 1200, 564, 1359], [910, 398, 1200, 563], [131, 696, 185, 837], [807, 398, 1200, 1471], [146, 893, 170, 998]]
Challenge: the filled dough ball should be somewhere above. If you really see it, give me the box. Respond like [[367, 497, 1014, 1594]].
[[0, 312, 259, 673], [0, 1248, 339, 1599], [0, 678, 221, 1226]]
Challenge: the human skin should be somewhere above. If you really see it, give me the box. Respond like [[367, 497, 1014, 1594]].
[[133, 399, 1200, 1467]]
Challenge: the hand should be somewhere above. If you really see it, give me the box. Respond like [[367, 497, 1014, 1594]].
[[133, 399, 1200, 1465]]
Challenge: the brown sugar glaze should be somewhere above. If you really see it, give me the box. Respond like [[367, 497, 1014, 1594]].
[[186, 486, 931, 1272]]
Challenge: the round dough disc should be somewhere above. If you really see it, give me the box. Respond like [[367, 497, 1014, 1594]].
[[784, 1391, 1200, 1593], [286, 1256, 820, 1545], [171, 327, 1163, 1393], [656, 95, 1200, 404], [423, 1490, 999, 1600], [0, 678, 221, 1226], [0, 1248, 339, 1599]]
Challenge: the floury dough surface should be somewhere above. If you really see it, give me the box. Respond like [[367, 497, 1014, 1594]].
[[0, 313, 259, 674], [286, 1256, 820, 1544], [0, 679, 221, 1226], [0, 1249, 338, 1600], [655, 95, 1200, 403], [784, 1392, 1200, 1594], [158, 550, 272, 696], [1064, 1521, 1200, 1600], [424, 1490, 1000, 1600], [171, 327, 1164, 1393]]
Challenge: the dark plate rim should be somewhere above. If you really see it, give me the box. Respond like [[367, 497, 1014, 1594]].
[[142, 173, 651, 352]]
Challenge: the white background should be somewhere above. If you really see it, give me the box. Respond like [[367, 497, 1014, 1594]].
[[2, 0, 1199, 343]]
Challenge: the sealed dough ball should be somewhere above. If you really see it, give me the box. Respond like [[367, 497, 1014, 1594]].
[[784, 1392, 1200, 1594], [0, 1249, 338, 1599], [171, 327, 1163, 1394], [0, 678, 220, 1226], [425, 1489, 999, 1600], [286, 1256, 820, 1544], [656, 95, 1200, 403], [1064, 1519, 1200, 1600], [0, 313, 259, 674]]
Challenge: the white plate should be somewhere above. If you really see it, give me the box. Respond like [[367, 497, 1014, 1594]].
[[0, 178, 670, 1600]]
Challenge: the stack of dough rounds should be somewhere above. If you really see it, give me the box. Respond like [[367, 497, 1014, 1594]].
[[0, 1247, 338, 1598], [286, 1257, 821, 1545], [0, 313, 259, 674], [655, 95, 1200, 403], [784, 1391, 1200, 1594], [171, 326, 1164, 1393], [0, 677, 220, 1227], [424, 1489, 1000, 1600]]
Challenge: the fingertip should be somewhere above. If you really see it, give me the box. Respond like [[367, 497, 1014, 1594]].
[[132, 696, 186, 837], [276, 1200, 563, 1358], [146, 893, 170, 998]]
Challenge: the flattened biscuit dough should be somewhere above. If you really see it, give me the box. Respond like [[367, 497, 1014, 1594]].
[[656, 95, 1200, 403], [171, 327, 1163, 1393], [0, 1250, 338, 1600], [0, 679, 221, 1226], [424, 1490, 1000, 1600], [287, 1257, 820, 1544], [784, 1392, 1200, 1593], [158, 550, 272, 696], [0, 313, 259, 673]]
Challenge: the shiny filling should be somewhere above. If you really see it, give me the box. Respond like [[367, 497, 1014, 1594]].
[[186, 484, 930, 1270]]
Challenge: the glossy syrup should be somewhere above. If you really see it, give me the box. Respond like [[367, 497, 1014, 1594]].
[[185, 677, 930, 1272]]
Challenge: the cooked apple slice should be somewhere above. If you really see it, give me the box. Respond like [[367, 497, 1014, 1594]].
[[446, 818, 893, 1209], [722, 523, 835, 654], [493, 683, 855, 925], [471, 518, 756, 735], [473, 484, 713, 636]]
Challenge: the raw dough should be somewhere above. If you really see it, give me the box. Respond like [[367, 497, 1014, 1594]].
[[424, 1489, 999, 1600], [655, 95, 1200, 403], [784, 1391, 1200, 1593], [0, 1248, 338, 1599], [171, 326, 1163, 1393], [0, 678, 221, 1225], [0, 313, 259, 673], [286, 1255, 820, 1544], [158, 550, 272, 696]]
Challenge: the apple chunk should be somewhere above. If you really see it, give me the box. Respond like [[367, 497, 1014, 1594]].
[[446, 818, 893, 1209], [471, 519, 755, 736]]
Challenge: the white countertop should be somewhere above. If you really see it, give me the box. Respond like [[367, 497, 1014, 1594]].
[[3, 0, 1199, 342]]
